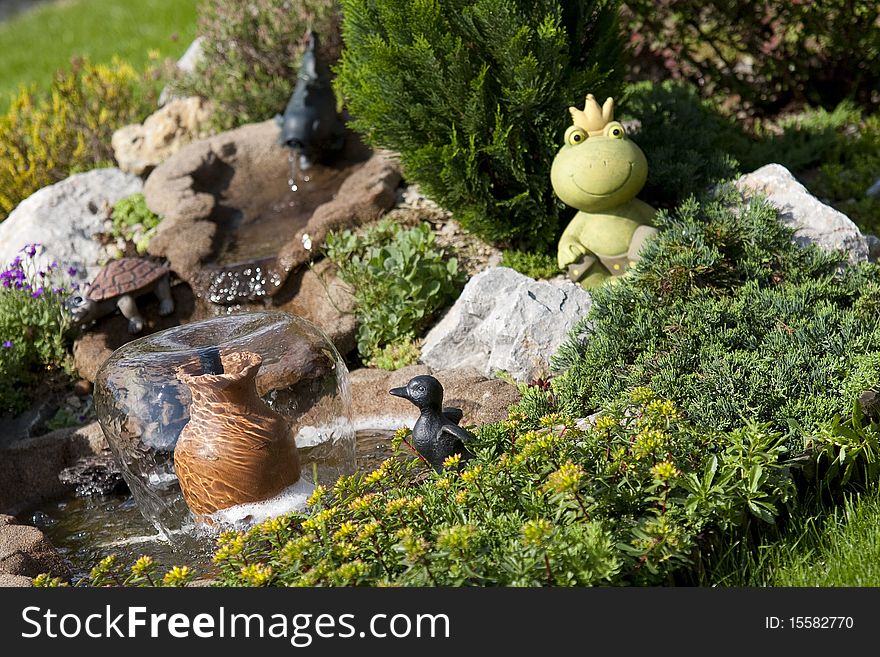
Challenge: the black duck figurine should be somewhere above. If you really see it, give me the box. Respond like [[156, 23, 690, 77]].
[[389, 375, 474, 472], [275, 31, 345, 170]]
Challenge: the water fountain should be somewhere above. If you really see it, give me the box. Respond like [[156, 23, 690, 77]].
[[93, 311, 356, 544]]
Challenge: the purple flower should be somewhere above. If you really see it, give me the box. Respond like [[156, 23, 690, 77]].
[[67, 266, 77, 277], [53, 286, 64, 294], [38, 270, 46, 278], [31, 287, 44, 299], [22, 244, 39, 257], [2, 341, 12, 349]]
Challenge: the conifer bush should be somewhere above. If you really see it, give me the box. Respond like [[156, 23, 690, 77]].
[[335, 0, 624, 250], [551, 185, 880, 436]]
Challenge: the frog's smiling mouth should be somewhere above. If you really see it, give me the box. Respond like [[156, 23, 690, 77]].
[[570, 161, 633, 197]]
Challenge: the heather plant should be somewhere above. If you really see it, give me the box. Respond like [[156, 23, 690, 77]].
[[550, 186, 880, 437], [0, 245, 76, 413], [324, 219, 465, 364], [210, 392, 794, 586], [336, 0, 624, 249], [171, 0, 342, 132], [0, 57, 159, 220]]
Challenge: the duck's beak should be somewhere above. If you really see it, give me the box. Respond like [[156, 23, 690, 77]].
[[389, 386, 410, 400]]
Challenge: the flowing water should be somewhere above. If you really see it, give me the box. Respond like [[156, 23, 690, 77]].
[[21, 429, 398, 583]]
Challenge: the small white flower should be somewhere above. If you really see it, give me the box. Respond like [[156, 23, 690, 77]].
[[302, 233, 312, 251]]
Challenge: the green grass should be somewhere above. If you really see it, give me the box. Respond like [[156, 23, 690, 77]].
[[0, 0, 199, 110], [706, 490, 880, 586]]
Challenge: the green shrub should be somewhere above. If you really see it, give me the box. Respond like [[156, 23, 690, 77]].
[[500, 249, 560, 279], [110, 193, 162, 254], [551, 186, 880, 436], [324, 219, 465, 363], [621, 80, 746, 209], [622, 1, 880, 116], [336, 0, 624, 250], [810, 113, 880, 236], [171, 0, 342, 132], [210, 392, 793, 586], [742, 102, 864, 174], [0, 246, 75, 413], [0, 57, 157, 220]]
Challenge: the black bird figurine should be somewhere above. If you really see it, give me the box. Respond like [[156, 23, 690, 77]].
[[389, 375, 474, 472], [275, 31, 346, 170]]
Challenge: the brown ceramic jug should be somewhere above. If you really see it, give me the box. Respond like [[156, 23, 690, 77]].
[[173, 350, 302, 516]]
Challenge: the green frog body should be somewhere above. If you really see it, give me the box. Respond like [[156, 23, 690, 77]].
[[551, 95, 657, 288]]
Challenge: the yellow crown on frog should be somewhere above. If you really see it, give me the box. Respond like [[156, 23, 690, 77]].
[[569, 94, 614, 137]]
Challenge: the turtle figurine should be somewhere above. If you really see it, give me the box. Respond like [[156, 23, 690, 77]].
[[69, 257, 174, 334]]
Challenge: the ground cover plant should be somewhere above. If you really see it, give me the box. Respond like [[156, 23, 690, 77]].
[[324, 219, 465, 367], [0, 0, 198, 111], [336, 0, 624, 250], [551, 185, 880, 436], [200, 189, 880, 586], [211, 392, 794, 586], [109, 193, 162, 255]]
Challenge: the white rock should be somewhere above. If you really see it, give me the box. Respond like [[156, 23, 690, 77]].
[[0, 169, 142, 281], [867, 177, 880, 198], [158, 37, 206, 107], [420, 267, 593, 383], [736, 163, 868, 263]]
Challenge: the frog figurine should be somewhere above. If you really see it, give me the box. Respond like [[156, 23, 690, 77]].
[[551, 94, 657, 288]]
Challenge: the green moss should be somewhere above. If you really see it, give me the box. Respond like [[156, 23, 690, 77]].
[[500, 249, 560, 279]]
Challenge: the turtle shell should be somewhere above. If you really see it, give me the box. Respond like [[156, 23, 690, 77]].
[[86, 258, 169, 302]]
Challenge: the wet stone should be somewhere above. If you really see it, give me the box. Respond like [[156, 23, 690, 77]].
[[58, 455, 128, 497]]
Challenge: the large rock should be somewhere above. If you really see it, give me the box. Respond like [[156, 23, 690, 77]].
[[736, 164, 869, 263], [0, 422, 108, 515], [272, 259, 358, 357], [112, 97, 212, 176], [350, 365, 520, 430], [0, 515, 69, 581], [158, 37, 206, 106], [0, 169, 142, 280], [420, 267, 592, 383]]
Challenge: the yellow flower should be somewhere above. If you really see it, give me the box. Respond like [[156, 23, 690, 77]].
[[521, 519, 554, 547], [442, 453, 462, 469], [239, 563, 272, 586], [384, 497, 408, 514], [307, 485, 327, 508], [544, 462, 585, 495], [460, 464, 483, 484], [651, 460, 679, 481], [630, 387, 655, 404], [358, 520, 381, 542], [162, 566, 192, 587], [593, 414, 618, 433], [131, 556, 155, 576], [348, 493, 376, 512], [334, 521, 357, 540]]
